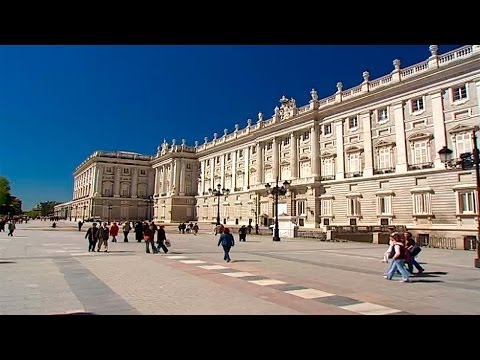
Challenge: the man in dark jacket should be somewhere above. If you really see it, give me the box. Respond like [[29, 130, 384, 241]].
[[85, 223, 99, 252], [97, 222, 110, 252], [217, 227, 234, 262], [156, 225, 169, 254]]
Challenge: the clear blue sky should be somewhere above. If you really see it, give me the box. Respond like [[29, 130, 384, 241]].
[[0, 45, 461, 210]]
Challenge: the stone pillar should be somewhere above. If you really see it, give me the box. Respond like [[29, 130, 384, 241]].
[[162, 166, 167, 194], [244, 145, 250, 190], [361, 112, 374, 176], [335, 121, 345, 180], [231, 151, 237, 191], [170, 162, 175, 194], [148, 169, 155, 196], [154, 167, 160, 196], [256, 142, 263, 184], [94, 165, 103, 196], [179, 159, 186, 195], [431, 90, 447, 167], [220, 154, 225, 189], [210, 157, 215, 190], [200, 161, 205, 195], [131, 168, 138, 198], [290, 132, 298, 179], [113, 166, 121, 197], [174, 159, 181, 195], [272, 138, 279, 179], [311, 124, 320, 177], [393, 102, 408, 173]]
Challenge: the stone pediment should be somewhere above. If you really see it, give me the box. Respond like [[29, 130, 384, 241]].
[[448, 124, 476, 134], [299, 154, 310, 161], [320, 151, 337, 158], [236, 169, 244, 175], [280, 159, 290, 165], [249, 167, 257, 173], [407, 131, 433, 142], [345, 145, 364, 154], [374, 139, 396, 148], [264, 163, 272, 169]]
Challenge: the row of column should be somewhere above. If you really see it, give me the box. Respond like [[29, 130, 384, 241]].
[[154, 159, 189, 196], [92, 165, 153, 198], [199, 124, 321, 194]]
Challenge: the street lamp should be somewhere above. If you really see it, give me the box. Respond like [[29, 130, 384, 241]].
[[438, 126, 480, 268], [82, 205, 86, 221], [147, 195, 154, 221], [208, 184, 230, 226], [265, 176, 290, 241], [108, 204, 113, 224]]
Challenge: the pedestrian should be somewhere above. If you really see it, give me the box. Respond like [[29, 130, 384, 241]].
[[78, 220, 83, 232], [122, 221, 131, 242], [135, 221, 143, 242], [193, 223, 199, 236], [156, 225, 169, 254], [382, 226, 397, 263], [404, 231, 424, 274], [217, 227, 234, 262], [7, 221, 15, 236], [110, 222, 119, 242], [239, 225, 247, 242], [144, 223, 157, 254], [85, 223, 99, 252], [97, 222, 110, 252], [384, 233, 411, 282]]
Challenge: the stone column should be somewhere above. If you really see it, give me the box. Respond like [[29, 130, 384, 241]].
[[154, 167, 160, 196], [393, 102, 408, 173], [244, 146, 250, 190], [94, 165, 103, 196], [431, 90, 447, 168], [113, 166, 121, 197], [227, 151, 234, 191], [179, 159, 186, 195], [311, 124, 320, 177], [131, 168, 138, 198], [220, 154, 225, 189], [256, 142, 263, 184], [290, 132, 298, 179], [173, 159, 181, 195], [147, 169, 155, 196], [210, 157, 215, 190], [361, 112, 374, 176], [335, 121, 345, 180], [200, 161, 205, 195], [272, 138, 279, 179], [170, 162, 175, 194]]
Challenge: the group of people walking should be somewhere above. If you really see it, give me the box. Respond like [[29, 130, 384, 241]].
[[0, 218, 16, 236], [84, 220, 170, 254], [383, 226, 425, 283]]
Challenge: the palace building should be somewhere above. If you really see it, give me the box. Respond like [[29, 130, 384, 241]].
[[59, 45, 480, 249]]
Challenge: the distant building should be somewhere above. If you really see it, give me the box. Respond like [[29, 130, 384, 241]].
[[69, 45, 480, 249]]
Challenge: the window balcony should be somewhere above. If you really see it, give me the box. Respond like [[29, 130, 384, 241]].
[[345, 171, 363, 178], [407, 162, 434, 171], [321, 175, 336, 181], [373, 167, 396, 175]]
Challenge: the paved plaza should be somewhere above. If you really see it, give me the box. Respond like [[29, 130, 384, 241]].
[[1, 220, 479, 315]]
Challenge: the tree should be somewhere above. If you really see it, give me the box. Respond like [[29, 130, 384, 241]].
[[0, 177, 12, 215], [10, 197, 23, 215], [36, 201, 62, 217]]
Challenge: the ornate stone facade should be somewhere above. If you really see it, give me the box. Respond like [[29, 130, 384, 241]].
[[66, 45, 480, 249]]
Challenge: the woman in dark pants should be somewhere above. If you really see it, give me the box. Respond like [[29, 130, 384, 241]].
[[156, 225, 169, 254], [218, 227, 235, 262]]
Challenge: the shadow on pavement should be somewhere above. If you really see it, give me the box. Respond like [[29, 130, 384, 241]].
[[231, 259, 261, 263], [0, 261, 16, 264], [106, 250, 135, 253], [411, 279, 444, 283], [53, 312, 96, 315]]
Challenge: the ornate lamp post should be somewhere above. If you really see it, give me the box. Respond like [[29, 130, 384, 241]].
[[208, 184, 230, 226], [438, 126, 480, 268], [108, 204, 113, 224], [147, 195, 154, 221], [265, 176, 290, 241]]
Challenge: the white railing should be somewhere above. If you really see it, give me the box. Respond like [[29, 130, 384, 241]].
[[438, 45, 473, 65]]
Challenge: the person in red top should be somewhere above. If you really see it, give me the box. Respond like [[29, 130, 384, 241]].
[[110, 222, 119, 242]]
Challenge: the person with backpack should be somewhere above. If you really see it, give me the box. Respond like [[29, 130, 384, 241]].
[[384, 233, 411, 282], [217, 227, 234, 262], [404, 232, 424, 274]]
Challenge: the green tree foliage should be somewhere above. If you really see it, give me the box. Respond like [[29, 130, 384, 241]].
[[0, 176, 11, 207], [10, 197, 23, 215], [36, 201, 62, 217]]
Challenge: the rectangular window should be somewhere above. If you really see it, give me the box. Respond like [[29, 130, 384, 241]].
[[411, 97, 424, 112], [378, 107, 388, 121], [348, 116, 358, 129], [227, 154, 231, 161], [140, 169, 146, 175], [123, 168, 129, 174], [377, 196, 392, 215], [239, 150, 243, 157], [453, 85, 467, 101], [103, 188, 111, 197], [413, 141, 429, 164], [303, 132, 310, 140], [324, 124, 332, 135], [455, 133, 472, 156], [121, 188, 129, 197], [297, 200, 306, 216], [322, 158, 335, 176], [458, 191, 477, 214], [348, 153, 361, 173], [347, 197, 361, 216], [413, 193, 431, 215], [252, 147, 257, 154], [216, 157, 220, 164], [378, 148, 391, 169], [284, 137, 290, 146], [321, 199, 332, 216], [106, 167, 112, 173]]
